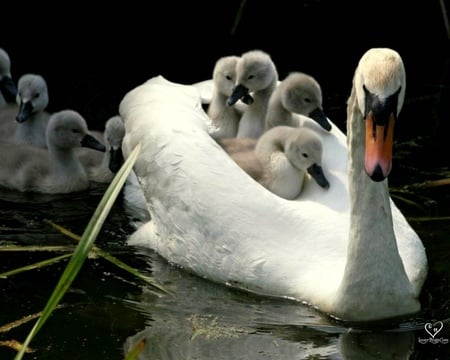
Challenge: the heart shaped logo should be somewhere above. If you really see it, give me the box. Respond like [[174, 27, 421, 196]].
[[425, 321, 443, 338]]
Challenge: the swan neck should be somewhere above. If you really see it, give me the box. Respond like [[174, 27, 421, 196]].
[[265, 88, 292, 129], [237, 81, 277, 139], [255, 126, 290, 160], [210, 92, 228, 113], [49, 146, 84, 176], [334, 89, 417, 320], [14, 112, 47, 146], [250, 80, 276, 115]]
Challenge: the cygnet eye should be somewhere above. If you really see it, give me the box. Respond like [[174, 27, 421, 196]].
[[225, 75, 232, 81], [304, 98, 311, 103], [302, 152, 309, 158], [33, 93, 40, 99], [247, 75, 254, 80], [71, 129, 80, 134]]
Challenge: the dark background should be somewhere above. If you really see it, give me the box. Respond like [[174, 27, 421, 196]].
[[1, 1, 449, 140]]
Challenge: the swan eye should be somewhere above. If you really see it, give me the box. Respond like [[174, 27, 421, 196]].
[[33, 93, 40, 99], [71, 129, 80, 134], [302, 152, 309, 158], [304, 98, 311, 103], [247, 75, 254, 80], [225, 75, 232, 81]]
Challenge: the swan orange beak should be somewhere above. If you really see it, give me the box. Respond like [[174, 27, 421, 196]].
[[364, 111, 394, 181]]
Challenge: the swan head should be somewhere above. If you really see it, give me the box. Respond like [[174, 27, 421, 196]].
[[0, 48, 17, 102], [285, 128, 329, 189], [16, 74, 49, 123], [104, 115, 126, 173], [280, 72, 331, 131], [46, 110, 106, 152], [354, 48, 406, 182], [212, 55, 239, 98], [227, 50, 278, 106]]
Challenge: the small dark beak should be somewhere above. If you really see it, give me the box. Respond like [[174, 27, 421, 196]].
[[227, 84, 250, 106], [307, 163, 330, 189], [308, 108, 332, 131], [80, 134, 106, 152], [241, 93, 254, 105], [16, 101, 33, 123]]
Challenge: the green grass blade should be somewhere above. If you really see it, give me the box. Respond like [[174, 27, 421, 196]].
[[44, 219, 81, 241], [94, 247, 172, 295], [0, 245, 72, 252], [45, 219, 171, 295], [0, 254, 72, 279], [407, 216, 450, 222], [14, 143, 141, 360]]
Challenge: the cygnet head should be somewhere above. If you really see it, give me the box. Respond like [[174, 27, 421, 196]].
[[227, 50, 278, 106], [0, 48, 17, 103], [0, 48, 11, 76], [16, 74, 49, 123], [46, 110, 106, 152], [212, 55, 240, 97], [285, 128, 329, 189], [104, 115, 126, 173], [280, 72, 331, 131]]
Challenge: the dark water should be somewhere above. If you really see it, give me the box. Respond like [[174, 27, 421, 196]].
[[0, 144, 449, 360]]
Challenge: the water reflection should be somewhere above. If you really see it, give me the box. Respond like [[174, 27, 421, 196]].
[[122, 249, 426, 359]]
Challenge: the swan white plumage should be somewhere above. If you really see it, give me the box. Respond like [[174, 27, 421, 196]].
[[230, 125, 330, 199], [0, 109, 105, 194], [0, 73, 50, 148], [120, 48, 427, 322], [0, 48, 17, 108]]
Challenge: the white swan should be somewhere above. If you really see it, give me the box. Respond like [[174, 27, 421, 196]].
[[230, 126, 329, 199], [0, 73, 50, 148], [120, 48, 427, 322], [207, 55, 242, 139], [229, 50, 278, 139], [0, 48, 17, 108], [77, 115, 125, 183], [0, 109, 105, 194], [265, 72, 331, 132]]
